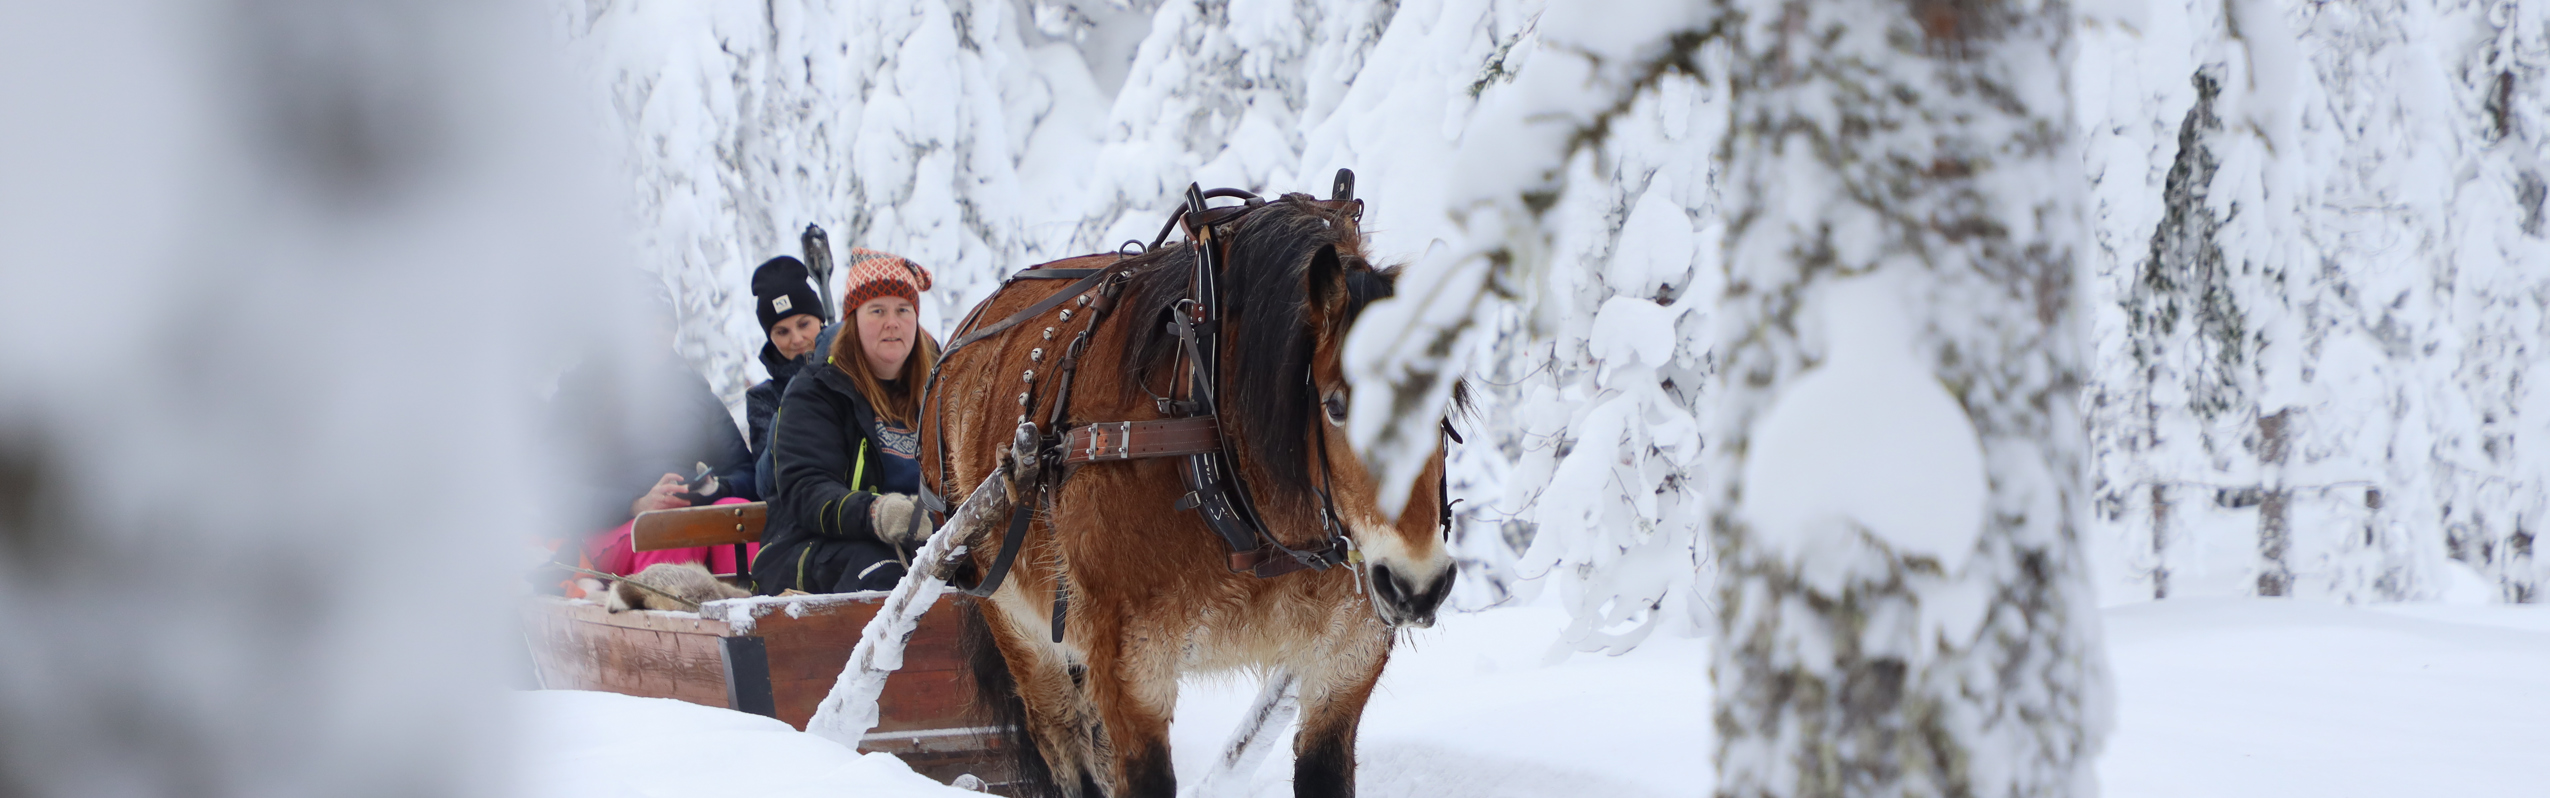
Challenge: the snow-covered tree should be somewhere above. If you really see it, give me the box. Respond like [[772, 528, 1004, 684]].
[[568, 0, 1043, 405], [2415, 0, 2550, 603], [2, 2, 622, 794], [2079, 0, 2550, 604], [1705, 0, 2111, 793], [1331, 0, 1729, 650]]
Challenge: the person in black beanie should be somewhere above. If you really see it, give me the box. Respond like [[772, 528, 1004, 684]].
[[746, 256, 832, 475]]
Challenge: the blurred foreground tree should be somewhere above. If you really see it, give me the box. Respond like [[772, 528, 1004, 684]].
[[1, 1, 626, 795], [1704, 0, 2111, 794]]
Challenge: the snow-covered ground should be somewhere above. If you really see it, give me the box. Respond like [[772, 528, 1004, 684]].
[[516, 596, 2550, 797], [518, 691, 967, 798]]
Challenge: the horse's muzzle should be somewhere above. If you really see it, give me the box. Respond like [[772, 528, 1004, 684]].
[[1368, 562, 1453, 628]]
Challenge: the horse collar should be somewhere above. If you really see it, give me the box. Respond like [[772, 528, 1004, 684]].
[[1165, 184, 1356, 578]]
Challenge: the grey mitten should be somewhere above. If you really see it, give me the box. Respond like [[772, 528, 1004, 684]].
[[869, 493, 936, 547]]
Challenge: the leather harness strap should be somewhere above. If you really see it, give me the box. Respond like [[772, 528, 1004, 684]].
[[1230, 540, 1347, 578], [928, 263, 1123, 600], [1010, 268, 1101, 280], [967, 497, 1034, 599], [940, 266, 1115, 355], [914, 259, 1117, 519], [1060, 417, 1222, 464]]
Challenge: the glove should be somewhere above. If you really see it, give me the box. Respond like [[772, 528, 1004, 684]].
[[869, 493, 936, 548], [676, 474, 733, 507]]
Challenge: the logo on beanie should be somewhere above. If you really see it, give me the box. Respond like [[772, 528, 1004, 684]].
[[773, 296, 793, 313]]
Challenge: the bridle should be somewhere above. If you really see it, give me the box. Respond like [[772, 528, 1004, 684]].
[[913, 171, 1384, 641]]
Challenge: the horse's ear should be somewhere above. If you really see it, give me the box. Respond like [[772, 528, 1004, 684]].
[[1306, 244, 1348, 322]]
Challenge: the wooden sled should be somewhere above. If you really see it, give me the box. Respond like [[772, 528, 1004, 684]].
[[522, 502, 1011, 788]]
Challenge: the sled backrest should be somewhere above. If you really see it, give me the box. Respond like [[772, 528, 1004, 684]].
[[632, 502, 765, 551]]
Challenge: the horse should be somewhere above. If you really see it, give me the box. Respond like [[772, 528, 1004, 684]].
[[921, 188, 1458, 798]]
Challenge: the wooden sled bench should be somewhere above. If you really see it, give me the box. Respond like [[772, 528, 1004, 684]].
[[523, 502, 1009, 788]]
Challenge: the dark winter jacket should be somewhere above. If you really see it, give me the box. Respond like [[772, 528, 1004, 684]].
[[748, 324, 838, 501], [750, 353, 924, 595], [550, 351, 760, 534]]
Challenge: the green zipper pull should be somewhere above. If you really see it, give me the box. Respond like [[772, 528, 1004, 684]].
[[851, 438, 870, 492]]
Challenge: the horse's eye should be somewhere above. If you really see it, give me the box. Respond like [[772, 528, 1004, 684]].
[[1322, 389, 1349, 426]]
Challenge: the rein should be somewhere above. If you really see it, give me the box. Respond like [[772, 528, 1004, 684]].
[[919, 172, 1374, 627]]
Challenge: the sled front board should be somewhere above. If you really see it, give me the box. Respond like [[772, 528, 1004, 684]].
[[521, 593, 1009, 787]]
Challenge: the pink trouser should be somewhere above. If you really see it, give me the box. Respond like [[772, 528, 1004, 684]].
[[586, 497, 761, 577]]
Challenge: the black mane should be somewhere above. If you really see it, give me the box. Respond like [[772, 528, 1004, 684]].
[[1116, 196, 1392, 495]]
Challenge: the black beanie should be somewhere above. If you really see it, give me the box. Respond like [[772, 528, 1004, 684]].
[[752, 256, 824, 335]]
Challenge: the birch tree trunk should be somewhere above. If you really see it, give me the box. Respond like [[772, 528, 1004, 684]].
[[1708, 0, 2111, 794]]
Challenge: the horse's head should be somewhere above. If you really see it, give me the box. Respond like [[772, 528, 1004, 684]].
[[1205, 196, 1458, 628]]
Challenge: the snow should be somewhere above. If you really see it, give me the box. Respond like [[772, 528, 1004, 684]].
[[1735, 272, 1992, 579], [516, 691, 975, 798], [2100, 599, 2550, 798], [516, 596, 2550, 798], [701, 590, 891, 636]]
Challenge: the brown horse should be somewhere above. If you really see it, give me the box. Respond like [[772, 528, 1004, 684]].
[[922, 194, 1456, 798]]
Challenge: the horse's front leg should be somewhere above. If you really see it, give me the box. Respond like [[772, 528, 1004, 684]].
[[1077, 608, 1181, 797], [1291, 641, 1388, 798]]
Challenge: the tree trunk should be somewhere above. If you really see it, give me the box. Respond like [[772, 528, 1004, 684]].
[[2256, 408, 2293, 597], [1708, 0, 2110, 795]]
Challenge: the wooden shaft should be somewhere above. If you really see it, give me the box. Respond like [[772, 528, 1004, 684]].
[[806, 424, 1042, 749], [1192, 670, 1299, 798]]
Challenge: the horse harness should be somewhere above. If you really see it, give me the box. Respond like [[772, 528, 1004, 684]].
[[917, 170, 1458, 640]]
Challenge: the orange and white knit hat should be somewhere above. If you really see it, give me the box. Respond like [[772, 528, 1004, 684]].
[[842, 249, 933, 309]]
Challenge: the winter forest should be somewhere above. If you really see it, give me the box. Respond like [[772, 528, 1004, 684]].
[[3, 0, 2546, 796], [558, 0, 2546, 792], [578, 0, 2550, 614], [586, 0, 2546, 639]]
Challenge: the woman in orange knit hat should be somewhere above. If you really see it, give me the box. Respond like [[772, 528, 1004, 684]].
[[751, 250, 945, 594]]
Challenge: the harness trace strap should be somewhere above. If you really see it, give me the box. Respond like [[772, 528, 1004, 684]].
[[957, 489, 1036, 599]]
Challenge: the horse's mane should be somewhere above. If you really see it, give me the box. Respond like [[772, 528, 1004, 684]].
[[1114, 195, 1395, 496]]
